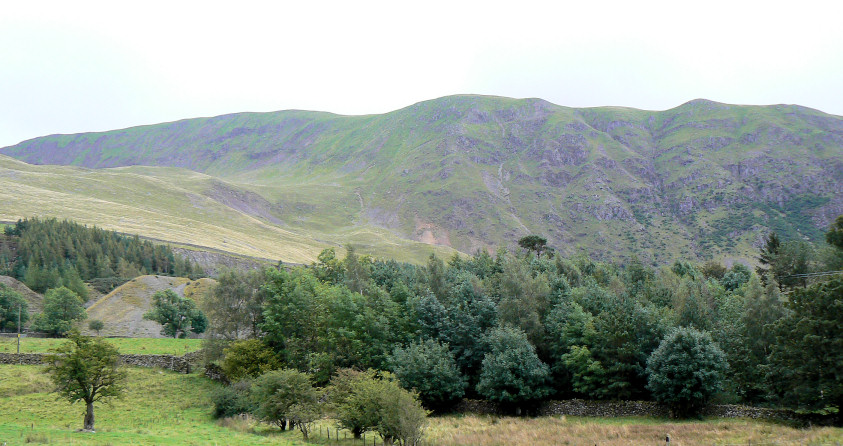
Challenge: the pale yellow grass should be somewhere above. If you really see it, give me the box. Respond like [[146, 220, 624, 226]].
[[425, 415, 843, 446], [0, 155, 457, 264]]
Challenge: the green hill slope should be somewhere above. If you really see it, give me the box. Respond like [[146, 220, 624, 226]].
[[3, 95, 841, 264]]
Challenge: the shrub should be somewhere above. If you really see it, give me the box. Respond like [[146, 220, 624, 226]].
[[329, 368, 428, 444], [211, 380, 255, 419]]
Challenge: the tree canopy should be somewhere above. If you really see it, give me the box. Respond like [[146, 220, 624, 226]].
[[32, 286, 86, 336], [2, 217, 202, 294], [767, 276, 843, 424], [44, 332, 127, 431], [647, 327, 727, 418], [0, 283, 28, 331], [143, 289, 207, 338]]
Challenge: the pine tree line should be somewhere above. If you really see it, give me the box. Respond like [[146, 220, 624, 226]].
[[1, 218, 203, 294]]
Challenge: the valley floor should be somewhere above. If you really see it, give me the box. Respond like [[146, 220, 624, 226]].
[[0, 365, 840, 445]]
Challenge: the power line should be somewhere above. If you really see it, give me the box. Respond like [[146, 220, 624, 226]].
[[780, 270, 843, 279]]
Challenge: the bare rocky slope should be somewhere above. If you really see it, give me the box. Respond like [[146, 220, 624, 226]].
[[84, 275, 215, 338]]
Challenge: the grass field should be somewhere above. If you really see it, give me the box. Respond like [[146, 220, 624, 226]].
[[0, 337, 203, 355], [0, 364, 840, 445], [423, 414, 843, 445], [0, 365, 304, 445]]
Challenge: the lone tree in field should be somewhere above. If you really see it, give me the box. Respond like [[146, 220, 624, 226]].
[[143, 289, 207, 338], [44, 332, 127, 432]]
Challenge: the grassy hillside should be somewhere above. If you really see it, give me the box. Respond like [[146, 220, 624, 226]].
[[3, 95, 842, 264], [0, 155, 457, 264]]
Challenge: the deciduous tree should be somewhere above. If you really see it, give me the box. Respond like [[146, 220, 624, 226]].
[[44, 332, 127, 431], [0, 284, 28, 331], [143, 289, 207, 338], [251, 368, 321, 433], [33, 286, 86, 336], [646, 327, 727, 418], [388, 339, 467, 410]]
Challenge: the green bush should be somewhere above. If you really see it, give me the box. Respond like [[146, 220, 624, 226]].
[[221, 339, 281, 382], [251, 368, 321, 433], [328, 368, 428, 444], [647, 327, 727, 418], [388, 339, 466, 410], [476, 326, 550, 411], [211, 380, 254, 419]]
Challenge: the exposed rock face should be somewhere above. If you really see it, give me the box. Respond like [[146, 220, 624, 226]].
[[172, 248, 271, 276]]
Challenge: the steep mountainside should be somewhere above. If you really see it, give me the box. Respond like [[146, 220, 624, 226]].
[[3, 95, 842, 264]]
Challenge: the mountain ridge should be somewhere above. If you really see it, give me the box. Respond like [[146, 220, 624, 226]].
[[3, 95, 841, 264]]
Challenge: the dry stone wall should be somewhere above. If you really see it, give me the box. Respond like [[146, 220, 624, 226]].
[[0, 353, 44, 365], [0, 351, 200, 374]]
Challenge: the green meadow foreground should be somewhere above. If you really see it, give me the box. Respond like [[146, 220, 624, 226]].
[[0, 365, 840, 446], [0, 337, 203, 355]]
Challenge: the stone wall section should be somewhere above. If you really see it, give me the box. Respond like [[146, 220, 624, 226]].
[[0, 351, 200, 374], [0, 353, 44, 365]]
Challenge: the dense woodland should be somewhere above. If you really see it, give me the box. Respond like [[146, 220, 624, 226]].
[[204, 216, 843, 424], [0, 218, 202, 297]]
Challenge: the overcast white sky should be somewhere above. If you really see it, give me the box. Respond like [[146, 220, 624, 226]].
[[2, 0, 842, 148]]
